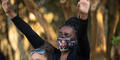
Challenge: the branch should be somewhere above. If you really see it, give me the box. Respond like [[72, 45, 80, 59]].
[[23, 0, 57, 48], [60, 0, 74, 20]]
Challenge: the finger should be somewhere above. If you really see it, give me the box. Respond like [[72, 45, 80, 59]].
[[84, 0, 89, 1], [80, 0, 90, 5], [1, 0, 3, 2], [80, 0, 84, 1], [77, 2, 80, 7], [87, 0, 90, 2], [2, 0, 7, 5], [80, 0, 90, 3], [1, 0, 8, 2], [77, 1, 81, 7], [76, 4, 80, 10], [86, 0, 90, 5], [80, 0, 85, 2], [2, 2, 6, 7], [85, 0, 90, 3], [2, 0, 8, 7]]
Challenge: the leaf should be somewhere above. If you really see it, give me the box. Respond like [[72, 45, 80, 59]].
[[112, 36, 120, 45]]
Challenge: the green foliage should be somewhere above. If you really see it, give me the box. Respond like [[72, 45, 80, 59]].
[[112, 36, 120, 45], [74, 0, 79, 6]]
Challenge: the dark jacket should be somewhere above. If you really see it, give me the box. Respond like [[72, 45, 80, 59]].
[[12, 16, 90, 60]]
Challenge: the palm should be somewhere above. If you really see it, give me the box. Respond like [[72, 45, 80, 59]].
[[77, 0, 90, 14]]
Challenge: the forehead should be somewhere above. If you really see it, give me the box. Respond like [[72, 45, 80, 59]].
[[31, 52, 46, 60], [31, 52, 41, 57], [59, 26, 75, 33]]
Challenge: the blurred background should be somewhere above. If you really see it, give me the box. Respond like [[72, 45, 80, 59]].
[[0, 0, 120, 60]]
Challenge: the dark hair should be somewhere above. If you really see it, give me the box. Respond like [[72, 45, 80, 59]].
[[60, 17, 80, 32], [60, 17, 82, 40], [39, 42, 54, 60]]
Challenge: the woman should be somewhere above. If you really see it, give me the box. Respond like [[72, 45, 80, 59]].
[[29, 48, 47, 60], [29, 43, 53, 60], [1, 0, 90, 60]]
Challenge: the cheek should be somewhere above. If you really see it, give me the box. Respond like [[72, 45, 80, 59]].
[[71, 32, 76, 38], [31, 54, 43, 60], [39, 55, 47, 60]]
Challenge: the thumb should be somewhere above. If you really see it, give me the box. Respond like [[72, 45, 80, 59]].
[[77, 1, 80, 7]]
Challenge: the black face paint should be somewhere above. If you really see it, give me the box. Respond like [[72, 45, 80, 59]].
[[57, 37, 77, 52]]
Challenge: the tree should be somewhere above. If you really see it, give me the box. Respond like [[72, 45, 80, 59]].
[[106, 0, 119, 60], [23, 0, 57, 47]]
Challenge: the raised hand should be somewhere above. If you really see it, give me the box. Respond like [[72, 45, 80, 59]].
[[1, 0, 16, 18], [77, 0, 90, 15], [1, 0, 11, 13]]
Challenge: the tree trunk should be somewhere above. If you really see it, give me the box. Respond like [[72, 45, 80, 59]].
[[96, 0, 107, 59], [96, 6, 107, 58], [23, 0, 57, 48], [90, 11, 97, 60], [106, 0, 119, 60], [59, 0, 76, 20], [7, 16, 28, 60], [0, 6, 14, 60]]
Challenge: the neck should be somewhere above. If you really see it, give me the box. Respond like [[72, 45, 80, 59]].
[[60, 51, 70, 60], [61, 51, 70, 54]]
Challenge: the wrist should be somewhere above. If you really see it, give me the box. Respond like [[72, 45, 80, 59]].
[[6, 9, 13, 14], [78, 13, 88, 20], [6, 9, 17, 19], [80, 14, 88, 20]]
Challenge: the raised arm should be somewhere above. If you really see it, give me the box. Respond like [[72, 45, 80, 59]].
[[77, 0, 90, 58], [12, 16, 45, 48], [1, 0, 45, 48], [77, 19, 90, 59], [65, 17, 90, 59]]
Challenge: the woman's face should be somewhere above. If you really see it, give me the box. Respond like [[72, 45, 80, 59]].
[[57, 26, 76, 51], [30, 52, 47, 60]]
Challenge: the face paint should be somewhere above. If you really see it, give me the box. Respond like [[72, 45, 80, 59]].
[[57, 37, 77, 52]]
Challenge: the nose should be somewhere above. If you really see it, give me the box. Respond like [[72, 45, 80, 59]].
[[61, 33, 66, 38]]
